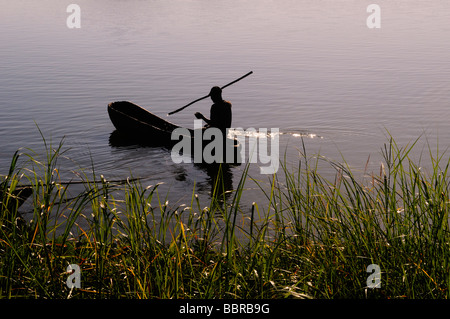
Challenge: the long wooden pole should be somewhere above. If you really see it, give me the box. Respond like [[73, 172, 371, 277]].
[[167, 71, 253, 116]]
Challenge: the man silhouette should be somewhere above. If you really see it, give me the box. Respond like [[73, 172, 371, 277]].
[[195, 86, 232, 134]]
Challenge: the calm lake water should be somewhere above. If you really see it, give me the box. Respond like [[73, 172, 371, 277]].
[[1, 0, 450, 213]]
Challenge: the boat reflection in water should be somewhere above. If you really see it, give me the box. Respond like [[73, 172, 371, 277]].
[[109, 129, 238, 202]]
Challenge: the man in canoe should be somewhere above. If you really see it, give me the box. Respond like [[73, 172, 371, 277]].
[[195, 86, 232, 134]]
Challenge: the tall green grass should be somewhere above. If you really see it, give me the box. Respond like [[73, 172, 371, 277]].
[[1, 133, 450, 298]]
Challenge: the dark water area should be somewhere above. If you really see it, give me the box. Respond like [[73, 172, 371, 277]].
[[1, 0, 450, 214]]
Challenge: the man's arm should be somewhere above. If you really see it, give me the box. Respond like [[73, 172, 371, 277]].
[[195, 112, 212, 126]]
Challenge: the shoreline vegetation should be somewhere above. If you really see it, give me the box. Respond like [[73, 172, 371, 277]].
[[1, 132, 450, 299]]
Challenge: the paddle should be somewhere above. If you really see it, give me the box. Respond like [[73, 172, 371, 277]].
[[167, 71, 253, 116]]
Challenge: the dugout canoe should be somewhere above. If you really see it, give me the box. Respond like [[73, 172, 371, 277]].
[[108, 101, 182, 145], [107, 101, 241, 163]]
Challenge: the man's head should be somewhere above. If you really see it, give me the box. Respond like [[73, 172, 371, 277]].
[[209, 86, 223, 103]]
